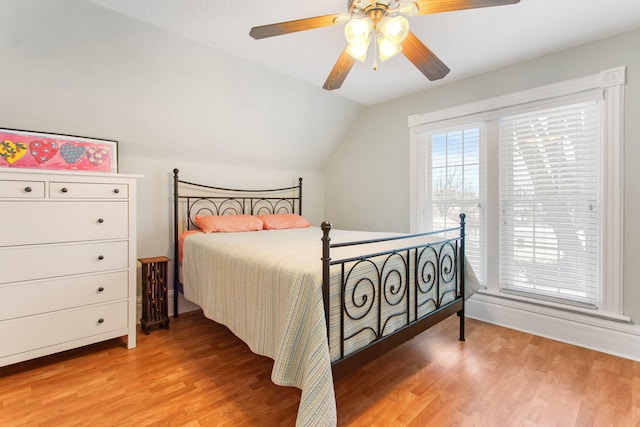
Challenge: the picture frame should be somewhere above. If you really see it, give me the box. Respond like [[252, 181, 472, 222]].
[[0, 128, 118, 173]]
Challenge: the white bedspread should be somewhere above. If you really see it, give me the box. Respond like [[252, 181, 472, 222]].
[[182, 227, 479, 426]]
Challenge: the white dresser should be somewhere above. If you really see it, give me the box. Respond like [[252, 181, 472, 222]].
[[0, 169, 140, 366]]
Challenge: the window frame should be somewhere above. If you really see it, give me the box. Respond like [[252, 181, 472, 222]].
[[409, 66, 626, 321]]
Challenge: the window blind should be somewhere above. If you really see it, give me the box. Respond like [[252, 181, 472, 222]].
[[499, 101, 600, 307]]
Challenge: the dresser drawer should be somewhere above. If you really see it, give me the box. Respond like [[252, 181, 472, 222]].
[[0, 201, 128, 246], [0, 271, 128, 321], [0, 301, 128, 358], [0, 179, 45, 198], [50, 181, 128, 199], [0, 241, 129, 284]]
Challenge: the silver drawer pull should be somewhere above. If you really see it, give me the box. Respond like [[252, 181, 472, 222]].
[[61, 187, 68, 193], [24, 186, 32, 193], [98, 218, 105, 224], [98, 318, 104, 324], [98, 255, 105, 261], [98, 287, 105, 293], [113, 188, 120, 194]]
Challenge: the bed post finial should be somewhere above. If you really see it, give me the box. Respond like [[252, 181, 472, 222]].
[[321, 221, 332, 333], [298, 177, 303, 215]]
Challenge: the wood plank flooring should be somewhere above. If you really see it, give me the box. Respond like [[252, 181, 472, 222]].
[[1, 310, 638, 426]]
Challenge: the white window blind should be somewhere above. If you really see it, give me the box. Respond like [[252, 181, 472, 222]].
[[420, 125, 486, 286], [499, 101, 600, 307]]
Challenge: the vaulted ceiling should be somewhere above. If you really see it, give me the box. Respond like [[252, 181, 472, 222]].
[[86, 0, 640, 105]]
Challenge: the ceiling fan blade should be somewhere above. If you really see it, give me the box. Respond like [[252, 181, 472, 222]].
[[323, 48, 356, 91], [250, 14, 342, 39], [402, 32, 450, 81], [414, 0, 520, 15]]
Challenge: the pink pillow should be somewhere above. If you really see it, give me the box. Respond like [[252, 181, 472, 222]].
[[194, 214, 263, 233], [258, 213, 310, 230]]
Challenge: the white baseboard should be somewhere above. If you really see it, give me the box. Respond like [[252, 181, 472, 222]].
[[136, 291, 640, 362], [466, 292, 640, 362]]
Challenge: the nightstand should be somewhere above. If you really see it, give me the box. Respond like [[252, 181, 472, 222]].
[[138, 256, 170, 334]]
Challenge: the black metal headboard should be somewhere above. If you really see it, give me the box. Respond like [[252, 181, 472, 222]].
[[172, 168, 303, 316]]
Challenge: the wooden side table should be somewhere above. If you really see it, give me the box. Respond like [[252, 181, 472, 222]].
[[139, 256, 171, 334]]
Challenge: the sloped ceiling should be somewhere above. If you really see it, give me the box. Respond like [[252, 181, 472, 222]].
[[1, 0, 364, 173], [86, 0, 640, 105]]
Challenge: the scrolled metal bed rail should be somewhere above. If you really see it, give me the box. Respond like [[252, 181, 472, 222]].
[[323, 213, 467, 378]]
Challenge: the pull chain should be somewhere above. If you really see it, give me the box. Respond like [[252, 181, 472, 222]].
[[373, 32, 378, 71]]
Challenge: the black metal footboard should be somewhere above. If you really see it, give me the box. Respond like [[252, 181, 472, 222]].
[[322, 214, 466, 379]]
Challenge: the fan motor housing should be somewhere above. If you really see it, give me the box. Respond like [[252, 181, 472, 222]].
[[349, 0, 393, 15]]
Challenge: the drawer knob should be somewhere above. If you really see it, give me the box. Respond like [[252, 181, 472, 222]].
[[113, 188, 120, 194], [24, 186, 32, 193], [98, 255, 105, 261], [98, 318, 104, 324], [98, 287, 105, 293], [61, 187, 68, 193], [98, 218, 105, 224]]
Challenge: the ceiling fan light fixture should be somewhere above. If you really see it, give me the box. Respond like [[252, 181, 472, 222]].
[[377, 35, 402, 62], [344, 18, 373, 45], [249, 0, 520, 90], [379, 15, 410, 45], [346, 39, 371, 62]]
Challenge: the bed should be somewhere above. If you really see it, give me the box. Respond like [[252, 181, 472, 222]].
[[172, 169, 479, 426]]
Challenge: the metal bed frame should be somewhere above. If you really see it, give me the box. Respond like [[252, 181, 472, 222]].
[[172, 168, 466, 378]]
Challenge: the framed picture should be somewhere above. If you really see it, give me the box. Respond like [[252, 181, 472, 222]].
[[0, 128, 118, 173]]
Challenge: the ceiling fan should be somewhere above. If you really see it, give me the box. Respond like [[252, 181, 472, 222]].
[[250, 0, 521, 91]]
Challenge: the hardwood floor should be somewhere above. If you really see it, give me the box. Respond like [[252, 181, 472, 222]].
[[1, 311, 638, 426]]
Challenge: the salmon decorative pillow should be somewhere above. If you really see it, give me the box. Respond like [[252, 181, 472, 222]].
[[194, 214, 263, 233], [258, 213, 310, 230]]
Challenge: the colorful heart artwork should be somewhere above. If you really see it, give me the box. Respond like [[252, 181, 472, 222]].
[[29, 140, 59, 164], [60, 142, 86, 164], [0, 140, 28, 164], [86, 145, 109, 167]]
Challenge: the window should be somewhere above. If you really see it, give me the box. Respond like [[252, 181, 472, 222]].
[[413, 125, 487, 287], [409, 67, 625, 319]]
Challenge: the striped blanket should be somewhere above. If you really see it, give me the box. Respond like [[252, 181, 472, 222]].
[[182, 227, 479, 426]]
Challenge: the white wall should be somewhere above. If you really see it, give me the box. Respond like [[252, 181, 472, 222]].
[[325, 29, 640, 359], [0, 0, 363, 174], [0, 0, 362, 310]]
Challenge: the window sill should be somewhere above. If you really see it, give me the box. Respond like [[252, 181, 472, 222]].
[[474, 288, 632, 323]]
